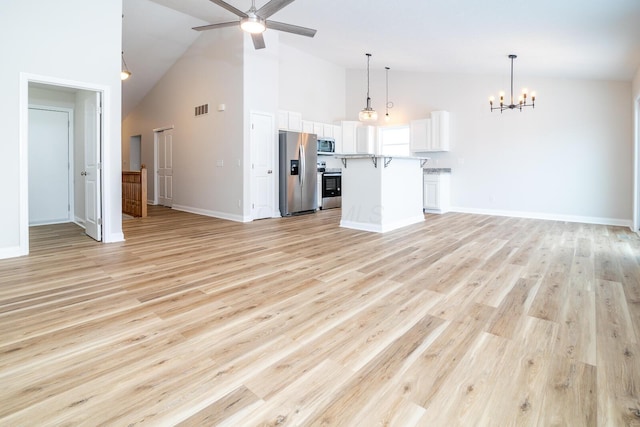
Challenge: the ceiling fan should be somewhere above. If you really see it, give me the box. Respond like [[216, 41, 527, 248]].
[[193, 0, 317, 50]]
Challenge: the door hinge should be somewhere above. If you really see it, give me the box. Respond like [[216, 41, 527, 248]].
[[252, 203, 255, 209], [97, 162, 102, 170], [97, 218, 102, 225]]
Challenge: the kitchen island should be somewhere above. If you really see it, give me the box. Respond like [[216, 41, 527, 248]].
[[337, 154, 429, 233]]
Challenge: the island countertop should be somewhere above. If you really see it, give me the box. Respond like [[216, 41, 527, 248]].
[[334, 154, 430, 168]]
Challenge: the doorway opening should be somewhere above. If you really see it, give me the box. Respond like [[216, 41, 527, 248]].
[[153, 126, 174, 207], [635, 95, 640, 233], [19, 75, 106, 256], [129, 135, 142, 172]]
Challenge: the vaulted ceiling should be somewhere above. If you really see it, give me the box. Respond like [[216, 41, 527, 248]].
[[122, 0, 640, 117]]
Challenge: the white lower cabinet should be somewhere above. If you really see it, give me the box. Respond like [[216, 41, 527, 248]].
[[423, 172, 450, 213]]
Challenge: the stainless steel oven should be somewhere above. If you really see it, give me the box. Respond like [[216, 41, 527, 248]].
[[321, 169, 341, 209]]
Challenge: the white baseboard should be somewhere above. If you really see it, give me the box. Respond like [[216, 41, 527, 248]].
[[172, 204, 251, 223], [450, 206, 632, 228], [104, 232, 125, 243], [340, 215, 424, 233], [0, 245, 27, 260]]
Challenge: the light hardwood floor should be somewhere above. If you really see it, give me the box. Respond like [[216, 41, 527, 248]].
[[1, 206, 640, 426]]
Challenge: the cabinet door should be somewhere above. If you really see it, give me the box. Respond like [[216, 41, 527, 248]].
[[322, 124, 334, 139], [410, 119, 431, 152], [340, 121, 360, 154], [288, 111, 303, 131], [313, 122, 324, 138], [334, 125, 343, 153], [423, 178, 439, 209], [302, 120, 314, 134], [356, 126, 376, 154], [430, 111, 450, 151], [278, 110, 289, 130]]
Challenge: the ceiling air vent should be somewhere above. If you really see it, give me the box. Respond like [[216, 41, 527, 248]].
[[195, 104, 209, 117]]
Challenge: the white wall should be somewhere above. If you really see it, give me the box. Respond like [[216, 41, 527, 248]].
[[122, 29, 246, 221], [278, 43, 346, 123], [243, 32, 280, 219], [346, 70, 633, 225], [0, 0, 123, 258]]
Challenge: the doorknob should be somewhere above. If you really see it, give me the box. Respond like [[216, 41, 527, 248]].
[[80, 171, 87, 176], [267, 170, 273, 174]]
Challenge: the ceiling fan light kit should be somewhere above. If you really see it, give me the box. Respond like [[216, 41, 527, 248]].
[[489, 54, 536, 113], [359, 53, 378, 122], [193, 0, 316, 50], [240, 16, 266, 33]]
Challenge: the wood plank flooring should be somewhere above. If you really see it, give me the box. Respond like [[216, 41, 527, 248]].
[[1, 206, 640, 426]]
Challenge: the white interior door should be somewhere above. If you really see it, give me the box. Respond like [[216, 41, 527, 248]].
[[158, 129, 173, 207], [83, 92, 102, 241], [28, 107, 71, 225], [251, 112, 275, 219]]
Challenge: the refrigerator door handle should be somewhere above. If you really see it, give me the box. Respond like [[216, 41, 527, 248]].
[[300, 143, 305, 187]]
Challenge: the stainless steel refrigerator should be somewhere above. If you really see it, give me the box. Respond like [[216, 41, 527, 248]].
[[279, 131, 317, 216]]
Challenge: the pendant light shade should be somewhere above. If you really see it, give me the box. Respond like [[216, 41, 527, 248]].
[[359, 53, 378, 122], [121, 51, 132, 81]]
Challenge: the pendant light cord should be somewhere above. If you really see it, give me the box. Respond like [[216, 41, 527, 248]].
[[366, 53, 372, 106]]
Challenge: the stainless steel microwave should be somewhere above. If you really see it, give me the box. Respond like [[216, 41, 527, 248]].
[[317, 138, 335, 154]]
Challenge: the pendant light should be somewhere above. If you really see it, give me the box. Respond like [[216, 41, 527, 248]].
[[121, 51, 132, 81], [358, 53, 378, 122], [384, 66, 394, 122], [489, 54, 536, 113]]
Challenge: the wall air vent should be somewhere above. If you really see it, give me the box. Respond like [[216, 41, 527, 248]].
[[195, 104, 209, 117]]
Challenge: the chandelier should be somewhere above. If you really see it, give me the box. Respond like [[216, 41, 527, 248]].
[[359, 53, 378, 122], [489, 54, 535, 113]]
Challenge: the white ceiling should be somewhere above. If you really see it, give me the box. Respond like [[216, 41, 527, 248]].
[[122, 0, 640, 117]]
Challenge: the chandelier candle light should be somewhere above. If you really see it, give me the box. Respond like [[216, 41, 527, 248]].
[[489, 54, 536, 113], [359, 53, 378, 122]]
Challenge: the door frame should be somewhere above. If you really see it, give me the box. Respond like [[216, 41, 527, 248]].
[[249, 111, 276, 220], [27, 105, 75, 225], [153, 125, 174, 206], [19, 73, 112, 256], [634, 94, 640, 233]]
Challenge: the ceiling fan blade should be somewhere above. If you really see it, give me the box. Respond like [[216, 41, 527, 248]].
[[265, 20, 317, 38], [192, 21, 238, 31], [251, 33, 266, 49], [257, 0, 295, 19], [207, 0, 247, 18]]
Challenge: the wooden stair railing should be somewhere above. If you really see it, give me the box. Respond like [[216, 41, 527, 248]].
[[122, 166, 147, 217]]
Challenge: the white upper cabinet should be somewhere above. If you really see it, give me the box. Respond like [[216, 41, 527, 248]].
[[410, 111, 450, 152], [430, 111, 450, 151], [277, 110, 303, 132], [313, 122, 324, 138], [322, 124, 334, 139], [302, 120, 314, 134], [356, 125, 377, 154], [336, 121, 361, 154], [410, 118, 432, 152]]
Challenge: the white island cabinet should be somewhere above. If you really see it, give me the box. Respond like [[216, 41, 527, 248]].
[[337, 155, 429, 233]]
